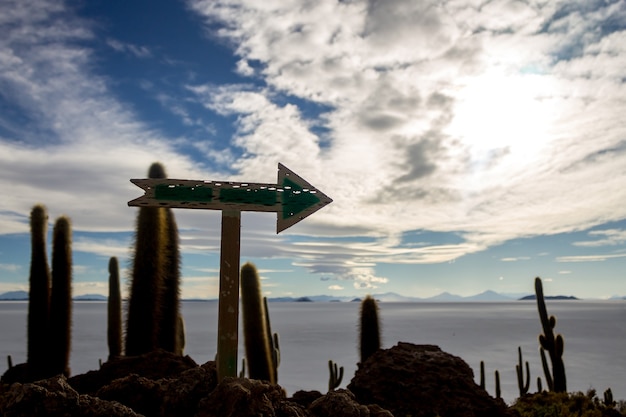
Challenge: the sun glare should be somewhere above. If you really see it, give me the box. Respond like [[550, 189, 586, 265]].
[[447, 69, 560, 179]]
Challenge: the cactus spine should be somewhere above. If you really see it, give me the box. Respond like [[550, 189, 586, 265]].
[[27, 204, 51, 375], [241, 262, 274, 383], [359, 295, 380, 363], [48, 216, 73, 376], [107, 257, 123, 359], [516, 346, 530, 396], [126, 163, 167, 356], [535, 277, 566, 392]]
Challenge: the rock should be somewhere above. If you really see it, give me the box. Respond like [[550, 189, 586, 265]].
[[1, 363, 34, 384], [0, 375, 141, 417], [195, 377, 300, 417], [347, 342, 512, 417], [309, 389, 393, 417], [68, 349, 198, 395], [96, 361, 218, 417], [289, 390, 324, 408]]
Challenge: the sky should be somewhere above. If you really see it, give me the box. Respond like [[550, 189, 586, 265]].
[[0, 0, 625, 300]]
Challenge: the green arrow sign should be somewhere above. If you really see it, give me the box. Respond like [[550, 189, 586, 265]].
[[128, 163, 332, 233], [128, 163, 332, 381]]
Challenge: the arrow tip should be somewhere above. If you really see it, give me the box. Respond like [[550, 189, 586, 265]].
[[276, 163, 332, 233]]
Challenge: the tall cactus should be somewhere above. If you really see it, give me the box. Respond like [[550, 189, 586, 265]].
[[126, 163, 167, 356], [516, 346, 530, 397], [359, 295, 381, 363], [240, 262, 274, 383], [27, 204, 51, 375], [107, 257, 123, 359], [264, 296, 280, 382], [49, 216, 73, 376], [158, 202, 182, 354], [535, 277, 566, 392]]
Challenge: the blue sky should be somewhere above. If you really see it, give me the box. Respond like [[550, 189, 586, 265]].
[[1, 0, 625, 299]]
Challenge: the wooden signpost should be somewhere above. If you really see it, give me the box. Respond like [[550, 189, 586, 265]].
[[128, 163, 332, 380]]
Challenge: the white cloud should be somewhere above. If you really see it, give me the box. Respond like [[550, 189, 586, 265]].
[[1, 0, 626, 292], [557, 253, 626, 263], [106, 38, 152, 58], [328, 284, 344, 291], [188, 0, 626, 241], [73, 237, 131, 258], [0, 263, 21, 272], [573, 229, 626, 247]]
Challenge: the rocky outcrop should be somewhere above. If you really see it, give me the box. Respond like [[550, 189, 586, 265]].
[[347, 342, 512, 417], [0, 375, 140, 417], [1, 344, 513, 417], [309, 389, 393, 417], [68, 349, 198, 395], [196, 377, 304, 417]]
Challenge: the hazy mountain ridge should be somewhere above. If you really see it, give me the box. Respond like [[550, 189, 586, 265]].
[[0, 290, 620, 302], [0, 291, 107, 301]]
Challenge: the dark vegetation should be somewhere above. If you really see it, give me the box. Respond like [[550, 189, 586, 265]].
[[1, 162, 624, 416]]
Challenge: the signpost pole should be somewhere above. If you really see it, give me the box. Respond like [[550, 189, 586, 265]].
[[216, 209, 241, 381]]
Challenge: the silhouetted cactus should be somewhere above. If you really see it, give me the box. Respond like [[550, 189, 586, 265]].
[[604, 388, 615, 407], [359, 295, 380, 363], [264, 296, 280, 382], [241, 262, 274, 383], [516, 346, 530, 396], [48, 216, 73, 376], [176, 314, 186, 356], [107, 257, 123, 359], [27, 204, 51, 374], [479, 361, 485, 390], [539, 346, 553, 391], [328, 360, 344, 392], [126, 163, 167, 356], [495, 370, 501, 399], [535, 277, 566, 392], [158, 200, 182, 354]]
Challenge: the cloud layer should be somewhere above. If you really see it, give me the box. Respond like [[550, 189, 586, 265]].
[[1, 0, 625, 292]]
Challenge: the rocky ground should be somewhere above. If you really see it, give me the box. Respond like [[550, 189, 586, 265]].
[[0, 342, 513, 417]]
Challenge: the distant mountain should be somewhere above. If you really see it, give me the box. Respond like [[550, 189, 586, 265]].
[[370, 292, 422, 302], [519, 295, 579, 301], [0, 290, 28, 300], [74, 294, 107, 301], [427, 291, 465, 302], [465, 290, 514, 302]]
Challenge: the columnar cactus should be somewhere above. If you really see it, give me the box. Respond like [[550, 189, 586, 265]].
[[328, 360, 344, 392], [158, 202, 182, 355], [107, 257, 123, 359], [27, 204, 51, 374], [125, 163, 167, 356], [48, 216, 73, 376], [241, 262, 274, 383], [359, 295, 381, 363], [264, 296, 280, 382], [535, 277, 566, 392], [495, 370, 501, 399], [516, 346, 530, 396], [479, 361, 485, 390]]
